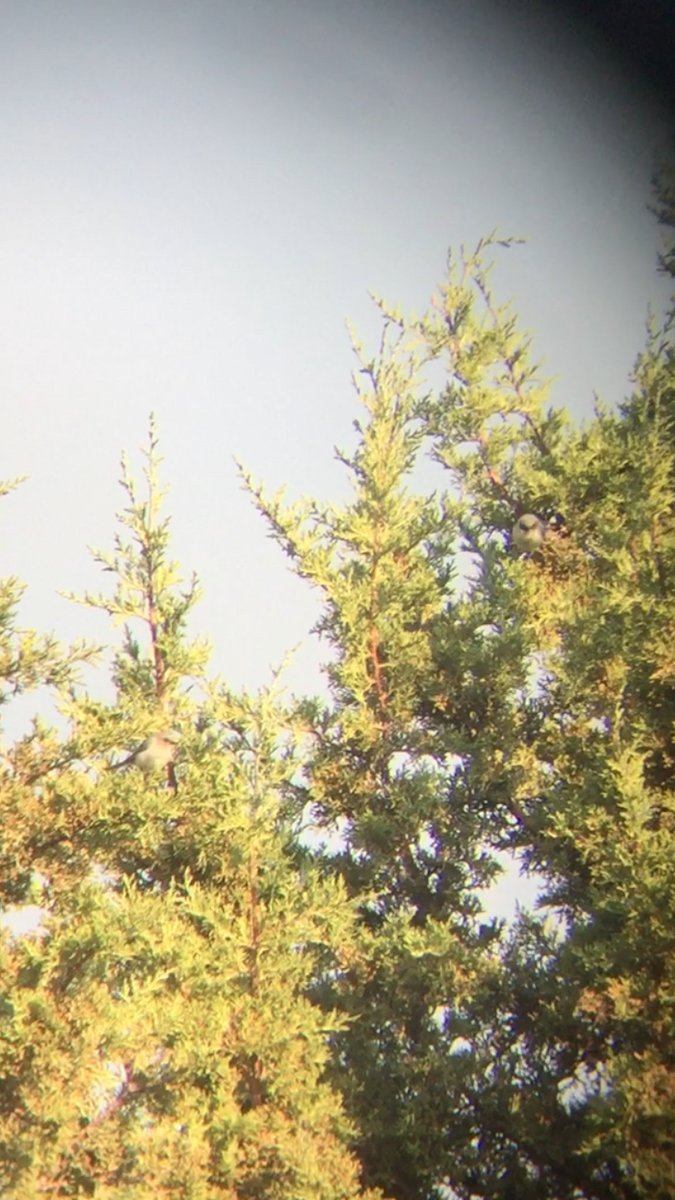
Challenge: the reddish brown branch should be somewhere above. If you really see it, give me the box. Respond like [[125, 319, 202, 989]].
[[477, 433, 519, 512], [145, 557, 165, 700], [246, 841, 265, 1109], [367, 625, 389, 714]]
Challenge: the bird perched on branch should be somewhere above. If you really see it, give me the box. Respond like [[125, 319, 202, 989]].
[[512, 511, 569, 554], [512, 513, 547, 554], [111, 730, 180, 789]]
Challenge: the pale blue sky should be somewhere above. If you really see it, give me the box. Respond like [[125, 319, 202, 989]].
[[0, 0, 670, 707]]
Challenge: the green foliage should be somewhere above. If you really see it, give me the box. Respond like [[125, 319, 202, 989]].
[[243, 224, 675, 1200], [3, 181, 675, 1200], [0, 423, 383, 1199]]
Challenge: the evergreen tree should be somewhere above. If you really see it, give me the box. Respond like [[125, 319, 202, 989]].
[[4, 181, 675, 1200], [241, 287, 536, 1199], [412, 234, 675, 1199], [245, 224, 675, 1200], [0, 421, 383, 1199]]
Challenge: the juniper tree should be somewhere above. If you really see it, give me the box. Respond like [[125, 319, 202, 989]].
[[4, 207, 673, 1200], [0, 421, 383, 1200], [244, 217, 675, 1200], [241, 309, 539, 1200], [410, 231, 675, 1200]]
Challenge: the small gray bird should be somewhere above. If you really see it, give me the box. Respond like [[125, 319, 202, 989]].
[[112, 730, 180, 775], [512, 513, 547, 554]]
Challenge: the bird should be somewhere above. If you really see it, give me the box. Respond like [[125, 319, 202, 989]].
[[111, 730, 180, 776], [512, 513, 547, 554]]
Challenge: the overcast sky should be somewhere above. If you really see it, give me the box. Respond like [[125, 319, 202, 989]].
[[1, 0, 670, 702], [0, 0, 672, 818]]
